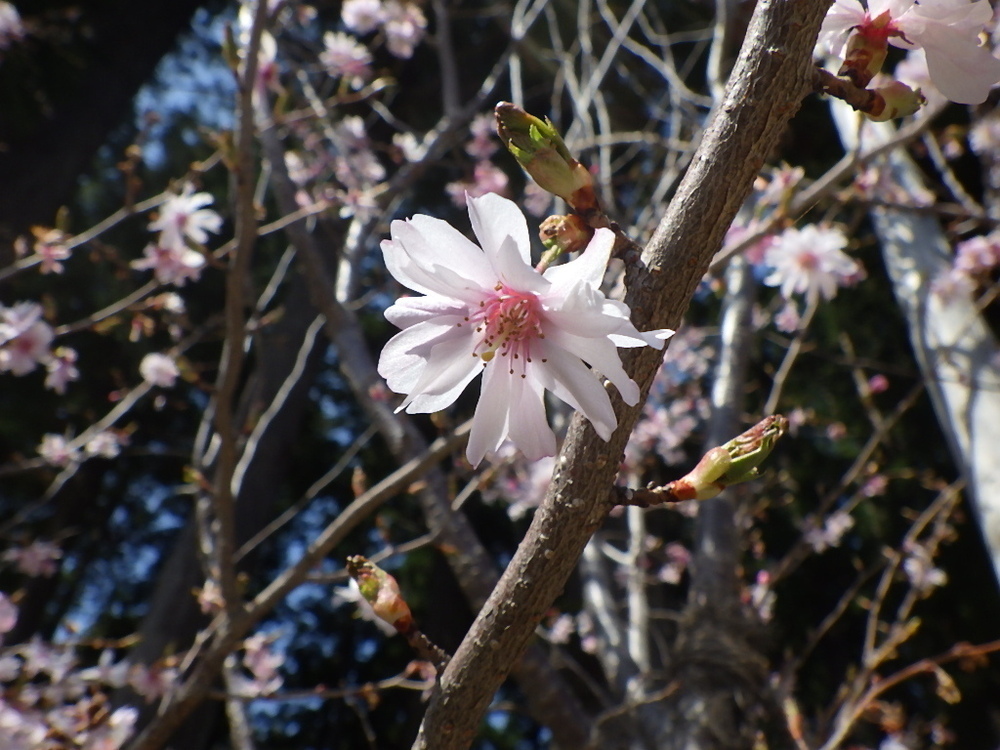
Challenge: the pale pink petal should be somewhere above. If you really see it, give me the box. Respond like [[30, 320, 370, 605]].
[[506, 372, 557, 460], [543, 228, 615, 290], [467, 192, 531, 264], [399, 335, 485, 413], [536, 346, 617, 440], [545, 329, 641, 405], [384, 295, 468, 329], [467, 364, 512, 465]]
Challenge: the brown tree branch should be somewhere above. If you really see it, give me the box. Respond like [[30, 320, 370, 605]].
[[413, 0, 832, 746]]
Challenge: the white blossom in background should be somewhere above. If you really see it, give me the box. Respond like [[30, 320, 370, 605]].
[[377, 193, 671, 466], [818, 0, 1000, 104], [85, 431, 122, 459], [139, 353, 180, 388], [3, 540, 62, 578], [147, 184, 222, 248], [0, 593, 17, 638], [332, 580, 397, 635], [341, 0, 385, 34], [31, 228, 72, 275], [37, 434, 79, 468], [320, 31, 373, 88], [763, 224, 862, 301], [382, 0, 427, 58], [0, 302, 54, 376], [44, 347, 79, 394], [0, 1, 24, 51], [804, 511, 856, 552], [131, 241, 206, 286], [902, 541, 948, 593]]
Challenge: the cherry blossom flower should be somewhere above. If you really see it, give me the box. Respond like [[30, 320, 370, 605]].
[[85, 431, 122, 459], [0, 593, 17, 637], [45, 346, 79, 394], [0, 1, 24, 51], [446, 163, 510, 207], [31, 227, 72, 274], [377, 193, 671, 466], [131, 242, 206, 286], [0, 302, 53, 376], [342, 0, 385, 34], [804, 511, 855, 552], [762, 224, 862, 301], [148, 184, 222, 247], [140, 353, 180, 388], [902, 542, 947, 593], [382, 0, 427, 58], [3, 540, 62, 577], [320, 31, 373, 89], [818, 0, 1000, 104], [37, 434, 79, 468]]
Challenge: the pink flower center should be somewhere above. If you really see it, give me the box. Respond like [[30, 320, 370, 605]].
[[466, 285, 545, 374]]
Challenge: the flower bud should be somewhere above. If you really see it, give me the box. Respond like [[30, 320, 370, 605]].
[[539, 214, 593, 254], [837, 13, 892, 88], [346, 556, 414, 633], [494, 102, 596, 209], [866, 80, 924, 121]]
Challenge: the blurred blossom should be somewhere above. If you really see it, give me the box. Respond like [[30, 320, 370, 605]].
[[383, 0, 427, 58], [804, 511, 855, 552], [861, 473, 889, 497], [756, 164, 804, 208], [85, 431, 122, 459], [544, 613, 576, 644], [32, 228, 72, 274], [128, 662, 179, 703], [321, 31, 372, 89], [930, 267, 975, 302], [867, 373, 890, 393], [3, 540, 62, 577], [576, 612, 599, 654], [20, 638, 76, 682], [37, 434, 79, 468], [465, 113, 499, 160], [749, 570, 776, 622], [140, 353, 180, 388], [241, 633, 284, 696], [148, 184, 222, 247], [393, 131, 424, 162], [522, 181, 553, 218], [763, 224, 861, 301], [77, 650, 130, 689], [954, 232, 1000, 275], [658, 543, 691, 584], [774, 301, 802, 332], [0, 592, 17, 636], [131, 242, 206, 286], [490, 454, 555, 520], [826, 422, 848, 440], [785, 407, 811, 434], [342, 0, 385, 34], [0, 1, 24, 50], [902, 542, 947, 593], [969, 113, 1000, 157], [333, 116, 386, 187], [446, 162, 510, 207], [0, 301, 54, 376], [45, 346, 79, 395]]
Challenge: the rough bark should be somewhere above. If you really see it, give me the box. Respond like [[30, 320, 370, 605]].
[[413, 0, 831, 746]]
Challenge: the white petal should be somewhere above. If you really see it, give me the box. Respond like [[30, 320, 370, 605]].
[[918, 32, 1000, 104], [401, 335, 484, 413], [506, 370, 557, 460], [378, 321, 465, 395], [545, 329, 640, 405], [384, 296, 466, 329], [467, 193, 531, 264], [466, 364, 512, 466], [406, 214, 496, 287], [543, 228, 614, 290], [535, 345, 617, 440], [492, 235, 549, 293]]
